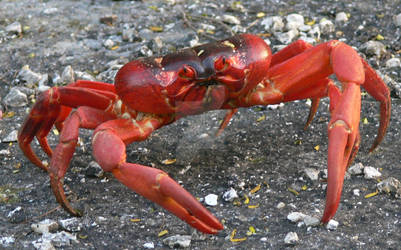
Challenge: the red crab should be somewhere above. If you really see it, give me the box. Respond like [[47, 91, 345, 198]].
[[18, 34, 390, 234]]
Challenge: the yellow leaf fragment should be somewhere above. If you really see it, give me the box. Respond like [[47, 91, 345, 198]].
[[3, 111, 15, 118], [53, 129, 59, 135], [148, 5, 158, 11], [248, 204, 259, 209], [256, 12, 265, 18], [247, 226, 256, 236], [288, 187, 299, 196], [256, 115, 265, 122], [158, 230, 168, 237], [365, 190, 379, 198], [243, 194, 250, 204], [111, 45, 119, 50], [314, 145, 320, 151], [149, 26, 163, 32], [376, 34, 384, 40], [162, 159, 176, 165], [250, 184, 261, 194], [306, 20, 316, 25], [78, 234, 88, 239], [362, 117, 369, 124], [230, 229, 247, 242], [130, 218, 141, 222], [301, 185, 307, 191]]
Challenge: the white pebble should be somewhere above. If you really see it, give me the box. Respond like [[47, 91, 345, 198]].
[[286, 13, 304, 30], [393, 13, 401, 26], [284, 232, 299, 245], [353, 189, 360, 196], [31, 219, 59, 234], [143, 242, 155, 249], [364, 166, 382, 179], [319, 19, 335, 34], [303, 215, 320, 227], [222, 14, 241, 25], [261, 16, 284, 31], [222, 188, 238, 202], [304, 168, 320, 181], [163, 235, 191, 249], [287, 212, 306, 222], [385, 58, 401, 68], [276, 202, 286, 209], [326, 219, 339, 230], [204, 194, 218, 206], [335, 12, 349, 22], [348, 162, 364, 175]]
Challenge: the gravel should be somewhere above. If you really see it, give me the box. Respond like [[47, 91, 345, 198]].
[[0, 0, 401, 249]]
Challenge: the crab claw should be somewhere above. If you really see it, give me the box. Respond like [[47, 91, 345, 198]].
[[92, 127, 223, 234], [322, 83, 361, 223], [112, 163, 223, 234]]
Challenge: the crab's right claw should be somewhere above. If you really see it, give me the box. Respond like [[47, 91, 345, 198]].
[[112, 163, 224, 234]]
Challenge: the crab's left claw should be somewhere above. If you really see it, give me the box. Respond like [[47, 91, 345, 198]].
[[92, 127, 223, 234], [321, 43, 391, 223]]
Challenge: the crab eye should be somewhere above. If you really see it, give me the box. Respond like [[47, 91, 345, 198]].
[[214, 56, 231, 72], [178, 65, 195, 80]]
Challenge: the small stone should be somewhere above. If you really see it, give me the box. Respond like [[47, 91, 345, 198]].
[[163, 235, 191, 249], [353, 189, 360, 196], [17, 65, 43, 85], [319, 19, 335, 34], [222, 14, 241, 25], [31, 219, 59, 234], [385, 58, 401, 68], [4, 88, 28, 107], [304, 168, 320, 181], [348, 162, 364, 175], [61, 65, 75, 84], [59, 218, 82, 232], [100, 14, 118, 25], [0, 236, 15, 248], [3, 130, 18, 142], [261, 16, 284, 31], [275, 30, 299, 44], [377, 177, 401, 198], [303, 215, 320, 227], [287, 212, 306, 223], [260, 237, 268, 242], [222, 188, 238, 202], [6, 21, 22, 35], [326, 219, 339, 230], [41, 231, 78, 247], [43, 7, 58, 15], [32, 240, 55, 250], [361, 40, 386, 57], [38, 74, 50, 92], [285, 13, 304, 30], [204, 194, 218, 206], [276, 202, 285, 209], [143, 242, 155, 249], [364, 166, 382, 179], [267, 103, 285, 110], [335, 12, 349, 23], [140, 45, 153, 57], [103, 39, 115, 49], [284, 232, 299, 245], [0, 149, 10, 155], [393, 13, 401, 27], [75, 71, 96, 81]]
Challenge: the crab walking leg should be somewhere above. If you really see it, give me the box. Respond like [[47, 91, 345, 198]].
[[92, 119, 224, 234], [49, 107, 116, 215], [18, 86, 117, 170], [360, 59, 391, 152], [246, 40, 390, 222]]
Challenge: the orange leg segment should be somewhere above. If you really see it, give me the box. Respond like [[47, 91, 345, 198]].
[[247, 40, 390, 223]]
